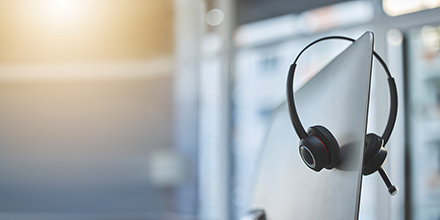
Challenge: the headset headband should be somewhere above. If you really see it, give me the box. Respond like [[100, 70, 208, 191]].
[[286, 36, 398, 146]]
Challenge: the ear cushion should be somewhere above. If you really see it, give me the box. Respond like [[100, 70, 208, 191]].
[[307, 125, 340, 169], [364, 133, 383, 166]]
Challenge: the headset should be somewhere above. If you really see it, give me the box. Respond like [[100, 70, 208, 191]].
[[286, 36, 398, 195]]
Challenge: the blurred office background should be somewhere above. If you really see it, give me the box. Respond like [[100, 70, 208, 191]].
[[0, 0, 439, 219]]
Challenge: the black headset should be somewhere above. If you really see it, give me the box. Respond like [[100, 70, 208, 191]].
[[286, 36, 398, 195]]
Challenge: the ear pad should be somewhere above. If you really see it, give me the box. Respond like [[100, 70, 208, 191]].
[[307, 125, 340, 169], [363, 133, 387, 175], [364, 133, 383, 166]]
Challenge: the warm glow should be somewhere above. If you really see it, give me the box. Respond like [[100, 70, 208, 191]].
[[383, 0, 440, 16], [33, 0, 91, 28], [45, 0, 84, 19], [424, 0, 440, 8], [0, 0, 173, 63]]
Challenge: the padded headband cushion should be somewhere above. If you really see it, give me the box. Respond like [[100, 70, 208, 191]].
[[307, 125, 340, 169]]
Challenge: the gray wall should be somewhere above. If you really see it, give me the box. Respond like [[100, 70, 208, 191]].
[[0, 77, 173, 214]]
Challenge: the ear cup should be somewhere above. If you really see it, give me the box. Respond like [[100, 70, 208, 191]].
[[363, 133, 387, 175], [307, 125, 340, 169], [364, 133, 383, 166]]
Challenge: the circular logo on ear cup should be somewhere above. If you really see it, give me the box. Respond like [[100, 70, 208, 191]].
[[299, 135, 330, 171], [300, 145, 316, 168]]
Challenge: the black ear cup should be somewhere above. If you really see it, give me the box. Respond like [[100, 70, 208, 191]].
[[307, 126, 340, 169], [362, 133, 397, 195], [363, 133, 387, 175], [298, 125, 340, 171], [299, 135, 329, 171]]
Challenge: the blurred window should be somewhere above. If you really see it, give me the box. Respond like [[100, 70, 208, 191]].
[[383, 0, 440, 17]]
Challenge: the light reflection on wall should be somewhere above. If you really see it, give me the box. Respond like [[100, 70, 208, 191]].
[[0, 0, 173, 63], [33, 0, 91, 27]]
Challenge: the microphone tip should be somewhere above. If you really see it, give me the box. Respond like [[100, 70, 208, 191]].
[[389, 185, 398, 195]]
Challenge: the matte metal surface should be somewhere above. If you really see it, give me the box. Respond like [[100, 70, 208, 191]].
[[249, 32, 374, 220]]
